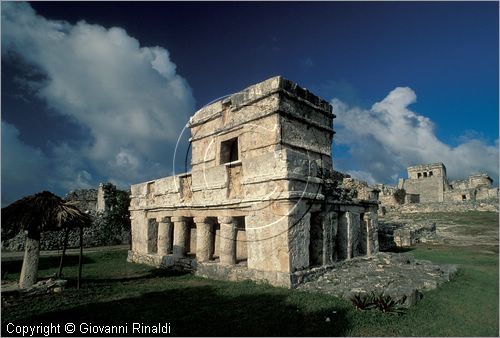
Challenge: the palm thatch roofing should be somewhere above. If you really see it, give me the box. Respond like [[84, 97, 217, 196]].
[[1, 191, 92, 240]]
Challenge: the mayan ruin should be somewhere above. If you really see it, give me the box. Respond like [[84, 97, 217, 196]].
[[127, 76, 380, 287], [377, 163, 499, 214], [2, 2, 497, 335]]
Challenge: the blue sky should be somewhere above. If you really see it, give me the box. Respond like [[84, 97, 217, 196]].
[[1, 1, 498, 206]]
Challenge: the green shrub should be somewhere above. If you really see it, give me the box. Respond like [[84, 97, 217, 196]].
[[393, 188, 406, 205]]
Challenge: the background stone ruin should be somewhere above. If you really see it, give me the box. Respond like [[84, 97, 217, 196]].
[[376, 162, 498, 214]]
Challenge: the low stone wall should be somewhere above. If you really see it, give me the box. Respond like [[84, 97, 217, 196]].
[[378, 221, 436, 251], [196, 262, 292, 288], [393, 223, 436, 247], [381, 199, 498, 215], [2, 216, 130, 252]]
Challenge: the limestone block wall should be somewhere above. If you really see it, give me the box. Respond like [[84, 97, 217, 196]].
[[402, 176, 445, 203], [64, 188, 98, 213], [407, 163, 447, 180], [343, 178, 380, 201], [444, 189, 475, 202], [476, 187, 499, 200], [246, 207, 291, 273], [468, 175, 493, 189]]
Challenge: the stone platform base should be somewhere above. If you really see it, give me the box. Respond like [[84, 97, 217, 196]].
[[297, 252, 457, 307], [127, 250, 196, 271], [127, 250, 295, 287], [127, 250, 456, 307]]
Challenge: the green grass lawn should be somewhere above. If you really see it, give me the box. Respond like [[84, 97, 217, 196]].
[[2, 244, 498, 337]]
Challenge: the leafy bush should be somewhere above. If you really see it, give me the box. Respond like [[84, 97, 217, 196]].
[[372, 292, 407, 314], [350, 293, 375, 310], [393, 188, 406, 205], [350, 292, 407, 315], [97, 184, 131, 245]]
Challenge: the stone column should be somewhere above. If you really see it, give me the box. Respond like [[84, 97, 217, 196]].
[[363, 213, 371, 256], [130, 210, 148, 253], [219, 216, 237, 265], [349, 211, 361, 258], [157, 217, 173, 256], [346, 212, 353, 260], [172, 216, 189, 257], [194, 217, 212, 262], [323, 211, 337, 266], [366, 208, 379, 255], [340, 211, 360, 260], [147, 219, 159, 254]]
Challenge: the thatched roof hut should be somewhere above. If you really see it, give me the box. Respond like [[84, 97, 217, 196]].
[[2, 191, 92, 288]]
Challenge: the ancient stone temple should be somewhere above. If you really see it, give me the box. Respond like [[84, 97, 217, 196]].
[[128, 76, 379, 287], [399, 162, 498, 203]]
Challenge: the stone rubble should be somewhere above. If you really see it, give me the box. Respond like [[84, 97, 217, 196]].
[[378, 220, 437, 250], [1, 278, 67, 298]]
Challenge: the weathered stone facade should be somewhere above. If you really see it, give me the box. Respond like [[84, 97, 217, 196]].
[[377, 162, 498, 214], [128, 76, 379, 287], [401, 163, 448, 203]]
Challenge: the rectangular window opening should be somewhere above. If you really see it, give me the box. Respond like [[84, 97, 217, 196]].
[[220, 137, 239, 164]]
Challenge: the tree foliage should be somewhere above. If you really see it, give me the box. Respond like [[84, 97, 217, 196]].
[[97, 184, 131, 245], [393, 188, 406, 205]]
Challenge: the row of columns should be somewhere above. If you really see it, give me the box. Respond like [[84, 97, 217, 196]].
[[152, 216, 239, 266], [339, 210, 377, 260]]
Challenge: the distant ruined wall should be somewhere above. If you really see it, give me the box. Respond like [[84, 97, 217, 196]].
[[96, 183, 106, 212], [380, 163, 498, 212], [395, 199, 499, 213], [64, 189, 98, 213], [342, 178, 379, 202]]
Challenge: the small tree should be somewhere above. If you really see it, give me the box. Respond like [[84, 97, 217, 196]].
[[97, 185, 131, 245]]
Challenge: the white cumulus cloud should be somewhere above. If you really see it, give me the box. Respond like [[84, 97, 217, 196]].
[[1, 122, 49, 205], [332, 87, 499, 185], [2, 2, 195, 201]]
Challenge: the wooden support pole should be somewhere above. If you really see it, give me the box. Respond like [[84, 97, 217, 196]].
[[57, 227, 70, 278], [77, 225, 83, 289]]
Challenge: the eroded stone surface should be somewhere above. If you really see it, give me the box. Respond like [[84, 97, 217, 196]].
[[378, 221, 437, 250], [296, 252, 457, 307]]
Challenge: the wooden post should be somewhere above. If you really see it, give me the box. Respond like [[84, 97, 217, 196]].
[[77, 225, 83, 289], [57, 227, 70, 278]]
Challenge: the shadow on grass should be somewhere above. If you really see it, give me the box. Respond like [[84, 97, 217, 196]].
[[2, 255, 95, 276], [383, 247, 415, 253], [2, 285, 351, 336], [77, 269, 190, 286]]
